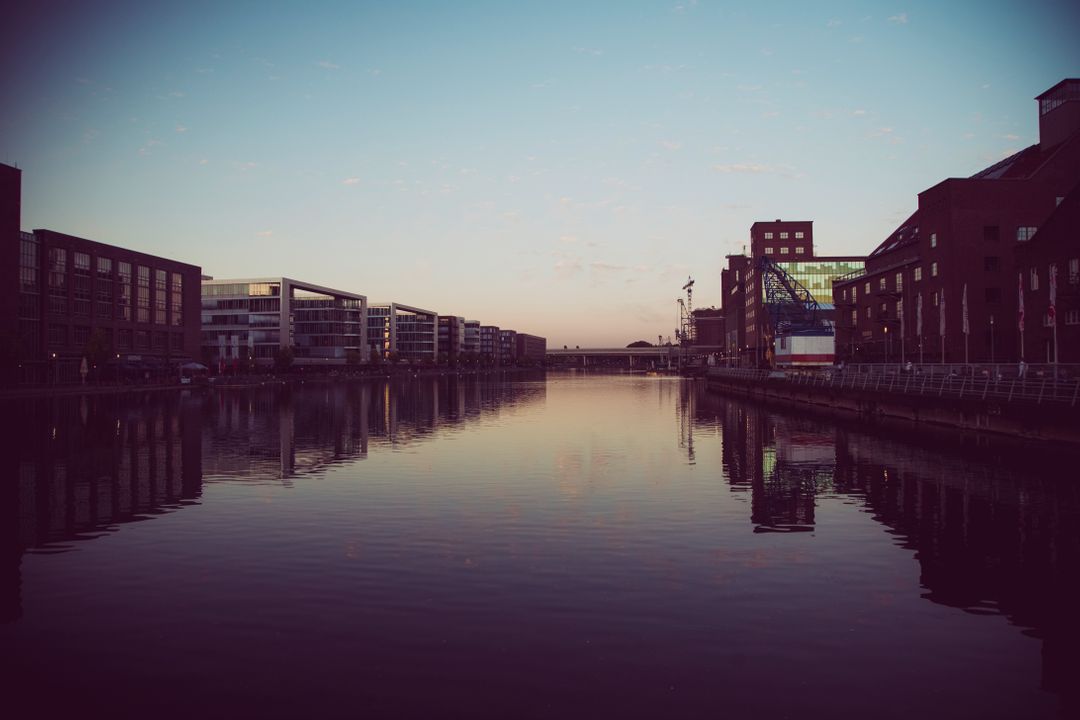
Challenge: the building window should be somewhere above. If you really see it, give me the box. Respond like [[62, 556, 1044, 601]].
[[137, 266, 150, 323], [930, 233, 937, 248], [48, 247, 67, 315], [850, 310, 857, 326], [1030, 268, 1039, 291], [155, 270, 167, 324], [73, 252, 91, 317], [931, 262, 938, 277], [171, 273, 183, 326], [764, 247, 774, 254], [48, 324, 67, 346], [73, 325, 90, 346], [795, 231, 804, 239], [864, 282, 870, 294], [932, 292, 939, 307], [841, 289, 847, 301], [780, 247, 790, 255], [879, 277, 886, 291], [795, 246, 805, 254], [135, 330, 149, 349], [1069, 258, 1079, 284], [984, 256, 1000, 271], [895, 273, 903, 292], [1066, 309, 1080, 326], [118, 329, 133, 350], [983, 226, 999, 243], [19, 236, 39, 294], [896, 300, 903, 317], [764, 232, 773, 239], [865, 307, 871, 319], [1017, 226, 1037, 242], [118, 262, 132, 321], [913, 267, 922, 282], [780, 232, 789, 239], [852, 286, 858, 300], [96, 257, 113, 319]]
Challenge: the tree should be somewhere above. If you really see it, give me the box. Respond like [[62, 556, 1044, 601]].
[[346, 349, 364, 366], [627, 340, 653, 348], [274, 345, 295, 372]]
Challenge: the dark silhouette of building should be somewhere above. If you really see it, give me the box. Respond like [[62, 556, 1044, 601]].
[[833, 79, 1080, 365], [1015, 183, 1080, 363], [1, 164, 202, 383], [515, 333, 547, 364]]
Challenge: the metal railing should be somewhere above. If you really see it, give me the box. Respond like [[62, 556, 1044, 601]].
[[706, 365, 1080, 406]]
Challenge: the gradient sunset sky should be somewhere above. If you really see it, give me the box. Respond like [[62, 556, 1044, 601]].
[[2, 1, 1078, 347]]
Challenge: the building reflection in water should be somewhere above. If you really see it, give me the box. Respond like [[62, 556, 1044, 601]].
[[0, 392, 204, 624], [691, 386, 1080, 712], [0, 372, 547, 624]]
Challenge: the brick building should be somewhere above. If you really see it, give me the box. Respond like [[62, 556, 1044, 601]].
[[514, 333, 547, 364], [833, 79, 1080, 365], [2, 164, 202, 383]]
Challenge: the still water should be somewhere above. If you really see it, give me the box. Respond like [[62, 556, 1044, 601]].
[[1, 373, 1078, 718]]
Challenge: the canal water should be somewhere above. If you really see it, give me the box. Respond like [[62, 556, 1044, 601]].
[[1, 372, 1078, 718]]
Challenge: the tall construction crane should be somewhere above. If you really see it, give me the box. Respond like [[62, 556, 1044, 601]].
[[677, 277, 696, 346]]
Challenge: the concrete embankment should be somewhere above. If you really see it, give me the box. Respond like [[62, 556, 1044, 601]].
[[705, 369, 1080, 445]]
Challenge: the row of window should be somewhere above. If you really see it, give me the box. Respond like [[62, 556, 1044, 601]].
[[762, 231, 805, 240], [763, 246, 806, 256], [47, 325, 185, 351]]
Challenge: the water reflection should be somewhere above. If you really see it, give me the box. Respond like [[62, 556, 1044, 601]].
[[690, 386, 1080, 710]]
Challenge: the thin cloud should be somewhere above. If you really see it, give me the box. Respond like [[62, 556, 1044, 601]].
[[256, 230, 273, 237], [342, 177, 361, 185], [660, 139, 683, 151], [888, 13, 908, 24], [852, 109, 867, 116], [316, 60, 340, 70], [826, 18, 842, 27], [137, 139, 162, 156], [712, 163, 773, 174], [175, 124, 188, 133]]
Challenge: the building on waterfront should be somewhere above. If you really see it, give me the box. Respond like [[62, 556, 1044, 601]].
[[833, 79, 1080, 365], [721, 221, 863, 366], [1015, 183, 1080, 363], [691, 308, 725, 352], [463, 320, 481, 355], [368, 303, 438, 362], [438, 315, 466, 364], [498, 329, 517, 365], [479, 325, 501, 364], [514, 333, 547, 364], [202, 277, 367, 368], [2, 163, 202, 383]]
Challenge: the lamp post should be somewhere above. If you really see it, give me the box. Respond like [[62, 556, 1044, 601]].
[[884, 325, 889, 365]]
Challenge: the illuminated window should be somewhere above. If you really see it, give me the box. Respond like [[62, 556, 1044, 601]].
[[795, 231, 804, 239], [895, 272, 903, 292], [780, 247, 789, 255], [879, 277, 886, 291], [764, 232, 773, 239], [930, 233, 937, 248], [1030, 268, 1039, 290], [765, 247, 774, 254], [795, 246, 805, 254], [864, 282, 870, 294], [914, 267, 922, 282], [931, 262, 938, 277], [1016, 226, 1038, 242]]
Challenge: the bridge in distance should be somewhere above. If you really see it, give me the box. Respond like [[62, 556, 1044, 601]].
[[546, 346, 722, 367]]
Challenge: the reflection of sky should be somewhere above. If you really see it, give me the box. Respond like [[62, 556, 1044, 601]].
[[3, 375, 1078, 716]]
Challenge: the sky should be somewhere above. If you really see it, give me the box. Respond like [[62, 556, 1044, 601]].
[[2, 1, 1078, 347]]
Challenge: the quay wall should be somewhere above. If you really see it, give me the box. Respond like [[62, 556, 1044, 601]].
[[704, 372, 1080, 445]]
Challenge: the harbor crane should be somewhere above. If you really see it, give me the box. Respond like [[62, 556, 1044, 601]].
[[677, 277, 696, 345]]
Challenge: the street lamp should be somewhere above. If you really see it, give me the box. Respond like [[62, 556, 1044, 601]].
[[884, 325, 889, 365]]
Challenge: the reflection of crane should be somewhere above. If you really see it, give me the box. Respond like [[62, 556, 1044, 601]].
[[678, 277, 696, 345]]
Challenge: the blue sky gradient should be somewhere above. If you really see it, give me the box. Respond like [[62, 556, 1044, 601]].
[[3, 1, 1078, 345]]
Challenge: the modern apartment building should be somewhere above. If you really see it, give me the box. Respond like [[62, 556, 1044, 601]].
[[438, 315, 465, 363], [368, 303, 438, 362], [463, 320, 481, 354], [2, 164, 202, 383], [498, 329, 517, 365], [479, 325, 501, 363], [202, 277, 367, 367], [514, 333, 547, 364], [833, 79, 1080, 365]]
